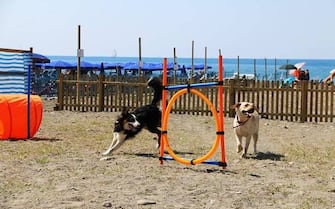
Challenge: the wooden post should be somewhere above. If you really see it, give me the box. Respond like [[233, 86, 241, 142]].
[[229, 79, 236, 117], [286, 59, 289, 78], [76, 25, 81, 106], [191, 40, 194, 83], [237, 55, 240, 79], [204, 46, 207, 81], [98, 73, 105, 112], [264, 58, 267, 80], [274, 58, 277, 81], [300, 80, 308, 122], [138, 37, 142, 77], [58, 74, 64, 110], [253, 59, 256, 80], [173, 47, 177, 84]]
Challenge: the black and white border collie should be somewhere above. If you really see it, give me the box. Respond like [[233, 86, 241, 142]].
[[102, 77, 163, 155]]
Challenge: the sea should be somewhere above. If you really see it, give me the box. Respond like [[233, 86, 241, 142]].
[[48, 56, 335, 81]]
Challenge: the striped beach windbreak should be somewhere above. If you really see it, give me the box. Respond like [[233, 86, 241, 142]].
[[0, 49, 32, 94]]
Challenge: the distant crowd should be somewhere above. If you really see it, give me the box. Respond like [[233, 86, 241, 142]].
[[292, 68, 310, 81]]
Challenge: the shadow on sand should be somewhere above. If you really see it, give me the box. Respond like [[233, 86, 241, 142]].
[[7, 137, 62, 142], [29, 137, 62, 142], [130, 151, 234, 174], [252, 151, 285, 161]]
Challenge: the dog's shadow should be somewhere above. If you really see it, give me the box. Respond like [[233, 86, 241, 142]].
[[133, 153, 157, 158], [251, 151, 285, 161]]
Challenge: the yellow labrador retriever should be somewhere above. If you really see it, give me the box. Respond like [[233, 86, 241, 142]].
[[231, 102, 259, 158]]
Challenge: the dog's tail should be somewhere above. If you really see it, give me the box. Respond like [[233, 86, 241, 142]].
[[147, 77, 163, 107]]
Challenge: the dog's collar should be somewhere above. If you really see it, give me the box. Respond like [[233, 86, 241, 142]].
[[233, 115, 251, 129]]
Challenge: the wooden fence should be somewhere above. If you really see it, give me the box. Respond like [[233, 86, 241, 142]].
[[56, 74, 335, 122]]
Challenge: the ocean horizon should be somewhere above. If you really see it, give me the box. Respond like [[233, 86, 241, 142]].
[[48, 55, 335, 81]]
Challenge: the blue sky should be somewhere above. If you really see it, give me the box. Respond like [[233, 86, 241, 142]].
[[1, 0, 335, 59]]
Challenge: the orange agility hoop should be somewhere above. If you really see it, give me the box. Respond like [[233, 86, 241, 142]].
[[160, 54, 226, 168], [161, 88, 220, 165]]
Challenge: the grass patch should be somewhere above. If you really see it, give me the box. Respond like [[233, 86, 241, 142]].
[[36, 156, 49, 164], [298, 197, 332, 209], [284, 144, 335, 165]]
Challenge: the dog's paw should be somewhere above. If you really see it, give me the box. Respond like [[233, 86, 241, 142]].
[[100, 156, 113, 161], [101, 150, 112, 156], [237, 145, 243, 153], [240, 153, 247, 158]]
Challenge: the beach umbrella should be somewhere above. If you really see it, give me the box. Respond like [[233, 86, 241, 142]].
[[122, 62, 158, 71], [167, 62, 178, 70], [45, 60, 74, 69], [185, 64, 212, 70], [122, 62, 179, 72], [32, 53, 50, 63], [143, 62, 177, 71], [72, 61, 99, 69], [122, 62, 137, 70], [279, 64, 296, 70], [294, 62, 305, 69], [81, 61, 100, 69], [102, 62, 124, 70]]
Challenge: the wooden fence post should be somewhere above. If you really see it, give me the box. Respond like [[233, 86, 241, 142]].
[[229, 79, 236, 117], [57, 74, 64, 110], [300, 80, 308, 122], [98, 73, 105, 112]]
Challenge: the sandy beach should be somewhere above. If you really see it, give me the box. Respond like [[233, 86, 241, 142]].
[[0, 98, 334, 209]]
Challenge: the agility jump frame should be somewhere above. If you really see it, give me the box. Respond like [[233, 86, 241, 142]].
[[159, 55, 226, 168]]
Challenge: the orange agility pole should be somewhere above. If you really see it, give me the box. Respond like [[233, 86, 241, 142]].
[[218, 54, 226, 166], [159, 55, 226, 167], [159, 58, 168, 164]]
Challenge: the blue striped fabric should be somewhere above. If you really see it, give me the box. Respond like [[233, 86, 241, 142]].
[[0, 51, 32, 94]]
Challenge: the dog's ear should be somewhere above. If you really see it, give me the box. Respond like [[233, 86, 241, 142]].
[[230, 103, 241, 109]]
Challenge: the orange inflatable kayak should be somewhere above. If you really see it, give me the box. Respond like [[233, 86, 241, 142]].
[[0, 94, 43, 140]]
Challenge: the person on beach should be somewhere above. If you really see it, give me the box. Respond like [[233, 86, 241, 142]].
[[304, 69, 310, 80], [323, 69, 335, 84]]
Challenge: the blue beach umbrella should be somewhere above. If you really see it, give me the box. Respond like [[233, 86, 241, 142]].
[[81, 61, 99, 69], [122, 62, 178, 72], [185, 64, 212, 70], [45, 60, 74, 69], [32, 53, 50, 63], [121, 62, 137, 70], [143, 63, 163, 71], [102, 62, 124, 70], [72, 61, 99, 69]]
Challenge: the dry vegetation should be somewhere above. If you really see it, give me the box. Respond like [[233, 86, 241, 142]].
[[0, 98, 334, 209]]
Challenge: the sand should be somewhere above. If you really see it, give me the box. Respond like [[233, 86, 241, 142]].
[[0, 98, 334, 209]]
